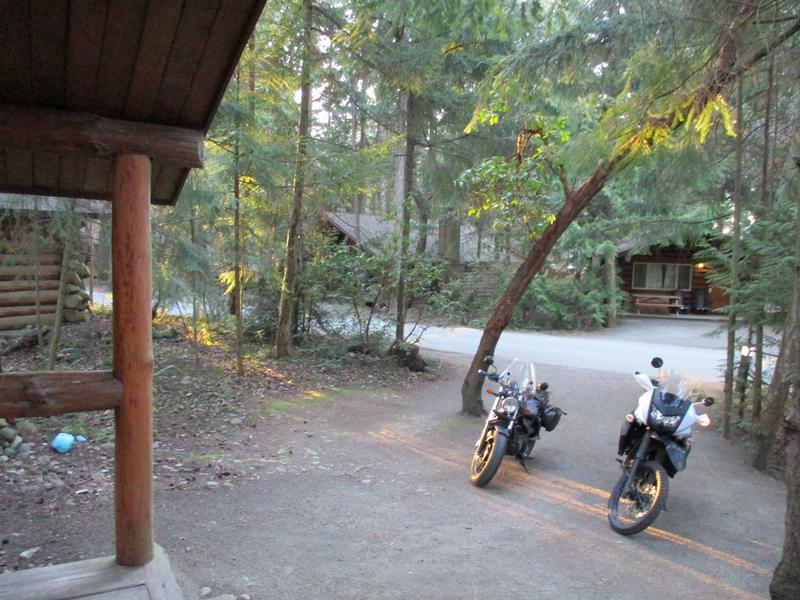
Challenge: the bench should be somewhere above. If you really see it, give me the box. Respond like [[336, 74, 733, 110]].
[[632, 293, 686, 315]]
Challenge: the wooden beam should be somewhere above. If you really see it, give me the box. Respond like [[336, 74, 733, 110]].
[[0, 104, 203, 168], [0, 370, 121, 418], [111, 154, 154, 567]]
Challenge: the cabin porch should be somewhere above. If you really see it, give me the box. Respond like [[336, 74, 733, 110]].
[[0, 546, 181, 600]]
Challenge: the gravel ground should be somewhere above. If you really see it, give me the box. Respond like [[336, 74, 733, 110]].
[[1, 349, 786, 599]]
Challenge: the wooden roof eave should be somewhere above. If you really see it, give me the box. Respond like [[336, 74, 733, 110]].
[[0, 0, 267, 206]]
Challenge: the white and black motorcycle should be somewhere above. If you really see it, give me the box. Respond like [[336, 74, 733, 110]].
[[470, 356, 565, 487], [607, 357, 714, 535]]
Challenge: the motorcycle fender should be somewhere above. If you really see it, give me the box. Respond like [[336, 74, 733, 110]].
[[665, 440, 689, 472], [493, 425, 510, 438]]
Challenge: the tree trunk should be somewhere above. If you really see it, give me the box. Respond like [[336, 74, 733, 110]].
[[414, 191, 430, 255], [753, 323, 764, 420], [769, 154, 800, 600], [461, 166, 618, 414], [233, 71, 244, 377], [461, 11, 800, 414], [376, 124, 389, 214], [753, 312, 791, 471], [724, 76, 744, 439], [737, 327, 753, 418], [394, 93, 415, 344], [604, 243, 618, 328], [33, 197, 43, 349], [191, 207, 200, 372], [46, 199, 76, 370], [276, 0, 313, 358], [752, 56, 774, 423]]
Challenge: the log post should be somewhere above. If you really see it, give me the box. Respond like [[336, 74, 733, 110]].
[[111, 154, 154, 566]]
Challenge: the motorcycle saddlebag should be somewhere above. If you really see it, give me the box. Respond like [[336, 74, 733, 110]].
[[542, 406, 562, 432]]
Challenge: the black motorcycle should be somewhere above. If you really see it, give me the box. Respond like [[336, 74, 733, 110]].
[[607, 357, 714, 534], [470, 356, 565, 487]]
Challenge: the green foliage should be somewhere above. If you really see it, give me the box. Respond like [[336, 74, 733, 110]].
[[513, 274, 608, 331]]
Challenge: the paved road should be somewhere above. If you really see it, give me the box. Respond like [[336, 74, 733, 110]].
[[410, 317, 730, 382]]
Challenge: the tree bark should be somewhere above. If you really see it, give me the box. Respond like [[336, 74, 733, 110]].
[[605, 243, 618, 327], [233, 71, 244, 377], [276, 0, 313, 357], [724, 76, 744, 439], [737, 327, 753, 418], [461, 164, 619, 413], [460, 11, 800, 414], [394, 93, 415, 344], [33, 197, 43, 348], [753, 311, 791, 471], [46, 199, 76, 370], [769, 154, 800, 600], [753, 323, 764, 420]]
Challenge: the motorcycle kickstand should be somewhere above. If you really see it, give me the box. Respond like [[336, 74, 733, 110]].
[[517, 456, 529, 473]]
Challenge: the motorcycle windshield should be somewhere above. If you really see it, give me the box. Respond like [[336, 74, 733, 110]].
[[500, 358, 536, 391], [658, 369, 692, 403]]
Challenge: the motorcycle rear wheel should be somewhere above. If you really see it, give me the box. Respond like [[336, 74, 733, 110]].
[[470, 428, 507, 487], [607, 460, 668, 535]]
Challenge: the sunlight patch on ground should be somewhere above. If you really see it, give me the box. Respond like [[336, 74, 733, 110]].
[[369, 427, 771, 582]]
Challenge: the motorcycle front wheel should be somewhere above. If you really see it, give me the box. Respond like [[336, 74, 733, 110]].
[[607, 460, 669, 535], [470, 427, 507, 487]]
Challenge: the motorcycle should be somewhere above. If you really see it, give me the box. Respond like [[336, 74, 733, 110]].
[[470, 356, 565, 487], [607, 356, 714, 535]]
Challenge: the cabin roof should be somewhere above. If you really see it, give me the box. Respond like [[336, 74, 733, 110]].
[[0, 0, 266, 206], [321, 212, 497, 263]]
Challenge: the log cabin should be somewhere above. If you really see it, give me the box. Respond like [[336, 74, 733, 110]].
[[0, 195, 107, 331], [0, 2, 267, 598], [617, 241, 728, 315]]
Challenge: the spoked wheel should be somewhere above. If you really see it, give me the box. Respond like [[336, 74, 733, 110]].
[[607, 460, 669, 535], [470, 428, 507, 487]]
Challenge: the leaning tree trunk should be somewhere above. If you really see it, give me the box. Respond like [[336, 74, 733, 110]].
[[461, 166, 618, 413], [769, 154, 800, 600], [276, 0, 313, 358], [460, 11, 800, 414]]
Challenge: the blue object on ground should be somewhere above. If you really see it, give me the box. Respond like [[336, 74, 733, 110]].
[[75, 435, 87, 442], [51, 432, 76, 454]]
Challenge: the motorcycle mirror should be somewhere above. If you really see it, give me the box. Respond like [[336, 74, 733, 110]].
[[483, 355, 494, 366], [704, 396, 715, 407], [651, 357, 664, 369]]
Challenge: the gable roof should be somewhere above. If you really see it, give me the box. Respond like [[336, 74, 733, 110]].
[[0, 0, 266, 206], [321, 212, 498, 263]]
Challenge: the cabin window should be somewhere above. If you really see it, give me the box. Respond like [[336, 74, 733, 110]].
[[632, 263, 692, 291]]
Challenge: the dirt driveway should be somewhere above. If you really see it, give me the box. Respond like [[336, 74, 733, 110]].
[[1, 350, 786, 599], [141, 352, 781, 599]]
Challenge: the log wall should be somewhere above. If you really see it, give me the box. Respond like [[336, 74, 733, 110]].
[[0, 215, 92, 331]]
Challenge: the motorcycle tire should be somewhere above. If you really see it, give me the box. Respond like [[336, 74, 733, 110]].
[[470, 428, 507, 487], [607, 460, 669, 535]]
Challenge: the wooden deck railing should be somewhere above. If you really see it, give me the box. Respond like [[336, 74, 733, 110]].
[[0, 370, 121, 417]]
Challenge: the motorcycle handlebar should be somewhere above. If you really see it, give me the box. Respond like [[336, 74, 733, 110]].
[[477, 370, 499, 381]]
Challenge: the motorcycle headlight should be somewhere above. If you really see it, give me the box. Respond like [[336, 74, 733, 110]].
[[500, 397, 519, 413], [649, 405, 681, 431]]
